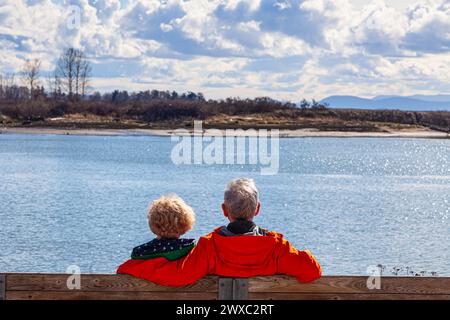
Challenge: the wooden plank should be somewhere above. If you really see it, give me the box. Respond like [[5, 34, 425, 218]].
[[0, 274, 5, 300], [3, 273, 450, 301], [218, 278, 233, 300], [248, 292, 450, 300], [233, 278, 248, 300], [248, 276, 450, 295], [4, 273, 218, 293], [6, 290, 217, 300]]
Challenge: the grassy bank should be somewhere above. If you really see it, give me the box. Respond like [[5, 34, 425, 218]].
[[1, 98, 450, 133]]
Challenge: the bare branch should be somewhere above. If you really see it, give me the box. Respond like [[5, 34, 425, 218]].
[[21, 59, 41, 100]]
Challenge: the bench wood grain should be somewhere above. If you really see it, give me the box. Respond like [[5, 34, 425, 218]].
[[1, 273, 449, 300]]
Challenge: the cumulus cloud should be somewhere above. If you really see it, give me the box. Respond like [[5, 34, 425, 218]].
[[402, 1, 450, 53], [351, 1, 409, 55], [0, 0, 450, 99]]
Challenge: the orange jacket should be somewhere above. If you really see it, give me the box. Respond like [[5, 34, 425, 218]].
[[117, 228, 322, 286]]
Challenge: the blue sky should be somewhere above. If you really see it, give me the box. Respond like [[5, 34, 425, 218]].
[[1, 0, 450, 100]]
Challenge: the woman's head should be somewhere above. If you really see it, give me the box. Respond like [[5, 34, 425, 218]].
[[147, 194, 196, 239]]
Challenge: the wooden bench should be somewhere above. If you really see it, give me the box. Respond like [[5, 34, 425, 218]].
[[1, 273, 449, 300]]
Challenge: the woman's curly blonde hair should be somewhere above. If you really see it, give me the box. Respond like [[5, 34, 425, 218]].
[[147, 194, 195, 239]]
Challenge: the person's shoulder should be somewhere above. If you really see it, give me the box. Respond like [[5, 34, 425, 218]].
[[131, 238, 156, 256], [262, 229, 285, 239], [196, 228, 221, 243]]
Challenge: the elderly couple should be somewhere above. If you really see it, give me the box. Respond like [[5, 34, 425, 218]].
[[117, 178, 322, 285]]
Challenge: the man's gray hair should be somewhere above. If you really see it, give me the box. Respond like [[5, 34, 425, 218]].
[[224, 178, 259, 220]]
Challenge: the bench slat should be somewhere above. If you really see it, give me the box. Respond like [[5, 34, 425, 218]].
[[6, 290, 217, 300], [5, 273, 218, 293], [249, 292, 450, 300], [248, 276, 450, 295]]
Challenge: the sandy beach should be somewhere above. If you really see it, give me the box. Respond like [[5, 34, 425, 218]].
[[1, 126, 449, 139]]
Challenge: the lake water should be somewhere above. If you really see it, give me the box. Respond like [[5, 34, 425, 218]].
[[0, 133, 449, 276]]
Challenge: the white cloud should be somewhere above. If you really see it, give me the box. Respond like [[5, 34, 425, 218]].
[[223, 0, 261, 12], [0, 0, 450, 99]]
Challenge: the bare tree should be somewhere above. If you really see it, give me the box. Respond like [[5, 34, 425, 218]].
[[21, 59, 41, 100], [80, 57, 92, 98], [56, 48, 91, 100], [46, 71, 62, 100], [0, 73, 19, 101], [74, 51, 82, 98], [74, 50, 92, 98], [0, 73, 6, 100], [56, 48, 77, 99]]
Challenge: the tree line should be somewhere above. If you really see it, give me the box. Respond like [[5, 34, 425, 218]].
[[1, 47, 330, 123]]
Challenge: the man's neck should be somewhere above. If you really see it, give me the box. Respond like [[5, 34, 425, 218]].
[[228, 219, 253, 223], [225, 219, 256, 235]]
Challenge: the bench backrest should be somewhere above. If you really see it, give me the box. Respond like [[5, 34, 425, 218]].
[[1, 274, 449, 300]]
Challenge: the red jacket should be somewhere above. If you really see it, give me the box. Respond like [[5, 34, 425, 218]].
[[117, 228, 322, 286]]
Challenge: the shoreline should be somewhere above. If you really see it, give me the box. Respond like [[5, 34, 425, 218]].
[[1, 126, 449, 139]]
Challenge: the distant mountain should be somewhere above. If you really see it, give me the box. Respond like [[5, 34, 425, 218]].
[[373, 94, 450, 103], [321, 95, 450, 111]]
